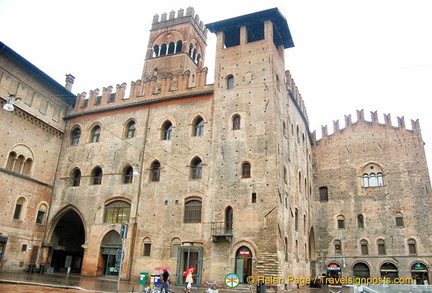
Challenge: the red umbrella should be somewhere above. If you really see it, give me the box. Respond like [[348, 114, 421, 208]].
[[155, 266, 171, 271], [183, 267, 196, 276]]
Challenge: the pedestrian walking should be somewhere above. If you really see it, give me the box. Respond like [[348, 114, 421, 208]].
[[184, 269, 193, 292], [161, 269, 170, 293]]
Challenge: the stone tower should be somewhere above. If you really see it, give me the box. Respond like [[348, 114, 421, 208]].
[[312, 111, 432, 283], [206, 8, 315, 283], [142, 7, 208, 91]]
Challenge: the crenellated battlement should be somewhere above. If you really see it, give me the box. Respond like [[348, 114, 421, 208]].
[[151, 7, 207, 36], [312, 109, 421, 144], [72, 66, 212, 114], [285, 70, 308, 123]]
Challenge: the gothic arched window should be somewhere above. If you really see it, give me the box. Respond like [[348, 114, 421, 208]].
[[362, 163, 384, 187], [190, 157, 203, 179]]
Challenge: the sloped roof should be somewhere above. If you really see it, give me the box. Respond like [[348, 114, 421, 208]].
[[206, 8, 294, 49], [0, 42, 76, 106]]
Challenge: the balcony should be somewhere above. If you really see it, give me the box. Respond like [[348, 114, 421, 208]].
[[211, 222, 233, 243]]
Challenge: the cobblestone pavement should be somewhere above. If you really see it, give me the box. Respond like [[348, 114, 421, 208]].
[[0, 271, 150, 293], [0, 271, 337, 293], [0, 283, 101, 293]]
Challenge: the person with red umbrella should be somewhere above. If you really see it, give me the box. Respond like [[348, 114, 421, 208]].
[[160, 268, 170, 293], [183, 267, 195, 293]]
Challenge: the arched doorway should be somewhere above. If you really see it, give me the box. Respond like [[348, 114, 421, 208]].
[[49, 210, 85, 273], [235, 246, 252, 283], [353, 262, 370, 278], [308, 227, 316, 277], [411, 262, 429, 285], [100, 230, 122, 276], [327, 263, 341, 279], [380, 262, 399, 282]]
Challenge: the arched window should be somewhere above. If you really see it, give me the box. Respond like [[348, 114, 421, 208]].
[[36, 203, 48, 224], [162, 121, 173, 140], [334, 240, 342, 254], [15, 155, 25, 173], [90, 125, 101, 143], [6, 145, 34, 176], [241, 162, 251, 178], [294, 208, 299, 231], [71, 126, 81, 145], [225, 206, 233, 234], [104, 201, 131, 223], [6, 151, 17, 170], [395, 213, 404, 227], [303, 214, 307, 234], [410, 263, 429, 284], [353, 262, 370, 279], [232, 114, 241, 130], [337, 215, 345, 229], [160, 43, 167, 56], [71, 168, 81, 186], [193, 117, 204, 136], [380, 262, 399, 281], [184, 199, 202, 223], [168, 42, 175, 54], [362, 163, 384, 187], [408, 238, 417, 254], [319, 186, 328, 202], [170, 237, 181, 258], [360, 239, 369, 255], [189, 44, 193, 56], [190, 157, 203, 179], [13, 197, 25, 220], [357, 214, 364, 228], [298, 171, 302, 192], [143, 237, 152, 256], [125, 121, 136, 139], [377, 239, 386, 255], [150, 161, 161, 182], [175, 40, 183, 53], [123, 165, 133, 184], [22, 158, 32, 175], [227, 75, 234, 89], [91, 167, 103, 185], [153, 45, 160, 57]]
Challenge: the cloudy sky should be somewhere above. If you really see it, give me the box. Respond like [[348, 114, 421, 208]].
[[2, 0, 432, 171]]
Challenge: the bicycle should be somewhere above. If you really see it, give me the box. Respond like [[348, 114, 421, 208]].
[[203, 281, 222, 293]]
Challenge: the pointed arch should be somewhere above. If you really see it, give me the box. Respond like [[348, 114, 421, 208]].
[[150, 160, 161, 182], [71, 125, 81, 145], [125, 119, 137, 139], [225, 206, 233, 234], [190, 156, 203, 179]]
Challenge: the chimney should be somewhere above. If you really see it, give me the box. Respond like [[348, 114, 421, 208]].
[[65, 74, 75, 92]]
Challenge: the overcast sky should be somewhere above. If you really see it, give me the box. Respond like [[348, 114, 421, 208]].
[[2, 0, 432, 172]]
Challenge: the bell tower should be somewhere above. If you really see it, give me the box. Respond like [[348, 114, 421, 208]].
[[141, 7, 208, 88]]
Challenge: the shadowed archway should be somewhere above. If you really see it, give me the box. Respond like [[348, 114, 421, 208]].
[[49, 209, 85, 273]]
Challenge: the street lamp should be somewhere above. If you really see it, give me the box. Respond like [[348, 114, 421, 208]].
[[2, 94, 20, 112]]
